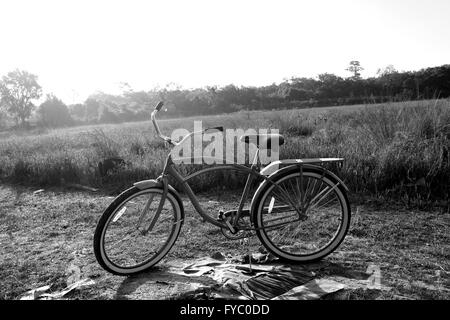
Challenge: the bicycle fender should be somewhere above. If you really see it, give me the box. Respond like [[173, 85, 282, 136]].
[[133, 179, 183, 198], [134, 178, 180, 192], [133, 179, 161, 189]]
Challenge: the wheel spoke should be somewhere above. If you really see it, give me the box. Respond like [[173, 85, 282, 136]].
[[307, 182, 341, 212], [256, 171, 349, 261]]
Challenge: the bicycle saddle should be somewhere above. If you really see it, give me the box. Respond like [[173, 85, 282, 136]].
[[240, 133, 285, 149]]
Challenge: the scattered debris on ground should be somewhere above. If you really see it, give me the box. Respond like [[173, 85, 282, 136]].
[[20, 278, 95, 300], [107, 253, 392, 300]]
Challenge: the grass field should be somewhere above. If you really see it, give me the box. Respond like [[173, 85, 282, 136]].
[[0, 99, 449, 205], [0, 100, 449, 300]]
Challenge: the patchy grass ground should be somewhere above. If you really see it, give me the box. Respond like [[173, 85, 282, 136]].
[[0, 184, 448, 300]]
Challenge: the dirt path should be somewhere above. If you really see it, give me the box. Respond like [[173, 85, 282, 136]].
[[0, 185, 448, 300]]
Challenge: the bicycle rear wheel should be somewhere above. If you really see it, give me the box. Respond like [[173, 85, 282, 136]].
[[253, 168, 350, 263], [93, 186, 183, 275]]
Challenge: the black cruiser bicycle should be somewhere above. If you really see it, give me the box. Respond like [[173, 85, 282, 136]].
[[94, 102, 351, 275]]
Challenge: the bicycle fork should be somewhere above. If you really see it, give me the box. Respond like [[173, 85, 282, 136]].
[[137, 176, 169, 235]]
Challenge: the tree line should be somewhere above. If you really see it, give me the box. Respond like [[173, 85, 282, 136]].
[[1, 62, 449, 129]]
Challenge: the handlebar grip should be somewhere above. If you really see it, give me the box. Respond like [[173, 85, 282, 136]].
[[155, 101, 164, 111]]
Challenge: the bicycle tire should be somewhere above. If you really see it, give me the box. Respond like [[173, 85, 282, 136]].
[[253, 167, 350, 263], [93, 186, 183, 275]]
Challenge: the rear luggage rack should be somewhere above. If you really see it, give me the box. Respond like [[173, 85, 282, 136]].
[[261, 158, 344, 176]]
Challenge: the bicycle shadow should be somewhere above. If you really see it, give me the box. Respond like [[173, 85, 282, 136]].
[[113, 258, 371, 300]]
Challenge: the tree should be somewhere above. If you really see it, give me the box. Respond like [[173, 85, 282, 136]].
[[377, 64, 397, 77], [69, 103, 86, 120], [98, 105, 118, 123], [84, 98, 101, 122], [0, 109, 7, 129], [116, 104, 136, 122], [317, 73, 345, 99], [0, 69, 42, 126], [37, 94, 73, 127], [346, 61, 364, 80]]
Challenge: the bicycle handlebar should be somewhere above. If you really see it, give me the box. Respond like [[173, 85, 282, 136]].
[[151, 101, 224, 146], [151, 101, 173, 144], [155, 101, 164, 111]]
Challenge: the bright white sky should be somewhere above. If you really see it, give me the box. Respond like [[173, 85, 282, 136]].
[[1, 0, 449, 104]]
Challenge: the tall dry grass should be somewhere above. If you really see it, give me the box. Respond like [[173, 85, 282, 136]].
[[0, 99, 448, 204]]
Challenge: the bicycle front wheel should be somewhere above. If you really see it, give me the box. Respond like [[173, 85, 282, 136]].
[[93, 186, 183, 275], [253, 168, 350, 263]]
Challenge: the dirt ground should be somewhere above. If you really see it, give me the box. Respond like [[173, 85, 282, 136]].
[[0, 185, 448, 300]]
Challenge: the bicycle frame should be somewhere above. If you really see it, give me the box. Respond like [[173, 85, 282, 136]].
[[136, 152, 348, 236], [159, 151, 268, 231]]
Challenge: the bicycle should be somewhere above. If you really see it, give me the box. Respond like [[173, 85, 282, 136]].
[[93, 102, 351, 275]]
